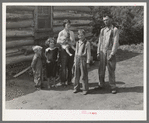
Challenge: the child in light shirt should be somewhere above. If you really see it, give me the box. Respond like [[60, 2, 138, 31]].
[[31, 45, 43, 90], [73, 29, 91, 95]]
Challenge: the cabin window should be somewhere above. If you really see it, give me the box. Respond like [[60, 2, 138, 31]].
[[35, 6, 52, 30]]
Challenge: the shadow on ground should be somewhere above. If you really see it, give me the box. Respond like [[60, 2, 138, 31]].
[[6, 49, 142, 101], [88, 81, 143, 94], [116, 49, 141, 62]]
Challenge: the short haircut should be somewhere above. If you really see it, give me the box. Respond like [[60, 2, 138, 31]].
[[63, 19, 71, 27], [103, 13, 112, 19], [78, 29, 86, 35], [32, 45, 42, 52]]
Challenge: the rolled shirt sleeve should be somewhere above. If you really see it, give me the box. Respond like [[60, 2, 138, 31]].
[[111, 28, 119, 55]]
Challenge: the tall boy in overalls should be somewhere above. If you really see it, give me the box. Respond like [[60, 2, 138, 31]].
[[73, 29, 91, 95]]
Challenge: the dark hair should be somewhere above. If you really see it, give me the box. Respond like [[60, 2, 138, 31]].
[[63, 19, 71, 27], [103, 13, 112, 19]]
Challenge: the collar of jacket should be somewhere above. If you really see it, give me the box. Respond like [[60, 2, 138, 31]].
[[105, 25, 114, 32], [46, 47, 57, 52], [78, 38, 87, 44]]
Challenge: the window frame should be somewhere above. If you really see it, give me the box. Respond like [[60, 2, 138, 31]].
[[34, 6, 53, 32]]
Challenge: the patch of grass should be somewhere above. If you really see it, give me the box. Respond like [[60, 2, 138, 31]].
[[119, 43, 143, 53]]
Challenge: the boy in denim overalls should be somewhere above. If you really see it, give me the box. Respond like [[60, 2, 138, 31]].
[[73, 29, 91, 95]]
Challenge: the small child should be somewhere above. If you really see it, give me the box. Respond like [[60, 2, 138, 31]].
[[31, 45, 43, 90], [73, 29, 91, 95], [59, 33, 73, 56], [45, 38, 59, 89]]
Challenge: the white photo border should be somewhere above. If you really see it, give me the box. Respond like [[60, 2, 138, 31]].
[[2, 2, 147, 121]]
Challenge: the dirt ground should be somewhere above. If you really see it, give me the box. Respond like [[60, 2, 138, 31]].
[[5, 49, 143, 110]]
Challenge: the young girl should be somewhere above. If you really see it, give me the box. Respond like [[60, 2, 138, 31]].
[[31, 45, 43, 90], [45, 38, 59, 89]]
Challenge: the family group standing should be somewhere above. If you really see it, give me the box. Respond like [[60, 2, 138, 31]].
[[31, 14, 119, 95]]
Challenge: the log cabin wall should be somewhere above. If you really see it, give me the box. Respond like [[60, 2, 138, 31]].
[[6, 6, 93, 66], [52, 6, 93, 40], [34, 6, 93, 45], [6, 6, 35, 65]]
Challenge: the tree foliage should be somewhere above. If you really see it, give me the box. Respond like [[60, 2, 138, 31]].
[[91, 6, 143, 45]]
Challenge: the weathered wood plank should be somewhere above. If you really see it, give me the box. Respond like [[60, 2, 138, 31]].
[[6, 20, 34, 29], [7, 10, 33, 14], [34, 31, 52, 40], [6, 39, 34, 49], [54, 16, 92, 20], [6, 29, 34, 37], [6, 48, 19, 54], [6, 13, 33, 20], [54, 6, 91, 12], [53, 11, 92, 18], [6, 36, 34, 42], [53, 19, 92, 26], [6, 6, 35, 12], [6, 53, 34, 65], [53, 26, 92, 33]]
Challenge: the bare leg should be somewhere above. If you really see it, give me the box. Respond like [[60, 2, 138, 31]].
[[65, 47, 72, 56]]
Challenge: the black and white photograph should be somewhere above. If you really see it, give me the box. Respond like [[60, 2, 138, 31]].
[[2, 2, 147, 121]]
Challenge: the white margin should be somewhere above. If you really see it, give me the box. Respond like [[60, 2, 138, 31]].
[[2, 2, 147, 121]]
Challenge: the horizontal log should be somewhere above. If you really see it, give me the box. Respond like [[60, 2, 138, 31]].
[[6, 48, 19, 54], [7, 10, 33, 15], [6, 39, 34, 49], [6, 20, 34, 29], [53, 19, 92, 26], [6, 30, 34, 38], [53, 6, 91, 12], [35, 28, 52, 33], [53, 11, 92, 19], [6, 6, 35, 12], [6, 51, 23, 57], [6, 53, 34, 65], [53, 26, 92, 33], [6, 36, 34, 42], [34, 31, 52, 40], [6, 13, 33, 20], [53, 16, 92, 20]]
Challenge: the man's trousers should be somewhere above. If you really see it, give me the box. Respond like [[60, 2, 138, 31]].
[[98, 50, 116, 89]]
